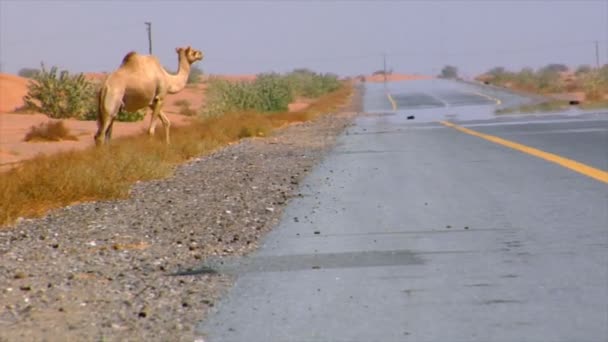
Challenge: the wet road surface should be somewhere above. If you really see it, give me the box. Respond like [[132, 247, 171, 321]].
[[197, 80, 608, 342]]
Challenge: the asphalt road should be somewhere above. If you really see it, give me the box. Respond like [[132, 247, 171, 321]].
[[197, 80, 608, 342]]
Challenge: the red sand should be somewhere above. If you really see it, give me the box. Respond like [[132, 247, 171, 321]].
[[0, 73, 30, 112]]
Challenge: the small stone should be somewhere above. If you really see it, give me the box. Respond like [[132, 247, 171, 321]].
[[265, 207, 275, 212], [14, 272, 26, 279], [446, 225, 451, 229], [313, 231, 320, 235]]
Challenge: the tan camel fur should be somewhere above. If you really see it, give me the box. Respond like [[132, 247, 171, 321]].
[[95, 46, 203, 145]]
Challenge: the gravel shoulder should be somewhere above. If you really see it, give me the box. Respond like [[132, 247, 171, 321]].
[[0, 89, 361, 342]]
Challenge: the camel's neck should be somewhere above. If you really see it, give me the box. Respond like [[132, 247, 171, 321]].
[[165, 54, 190, 94]]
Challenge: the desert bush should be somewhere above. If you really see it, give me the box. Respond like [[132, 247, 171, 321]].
[[188, 66, 204, 84], [174, 99, 191, 107], [23, 63, 96, 119], [173, 99, 197, 116], [80, 102, 146, 122], [286, 69, 341, 98], [17, 67, 40, 79], [203, 69, 343, 117], [24, 121, 78, 142], [117, 109, 146, 122], [575, 65, 592, 75], [482, 64, 567, 93], [203, 73, 293, 116], [577, 65, 608, 101], [439, 65, 459, 79], [253, 73, 293, 112]]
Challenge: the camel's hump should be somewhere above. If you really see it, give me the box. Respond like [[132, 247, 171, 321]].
[[121, 51, 138, 65]]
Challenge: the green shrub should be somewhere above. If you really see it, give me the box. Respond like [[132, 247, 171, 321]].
[[481, 64, 566, 93], [188, 65, 204, 84], [579, 65, 608, 101], [286, 69, 341, 98], [253, 73, 293, 112], [17, 67, 40, 79], [80, 101, 145, 122], [117, 109, 146, 122], [203, 73, 293, 116], [202, 69, 342, 117], [23, 63, 96, 119]]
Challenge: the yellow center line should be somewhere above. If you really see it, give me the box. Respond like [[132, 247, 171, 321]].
[[387, 93, 397, 111], [440, 121, 608, 184], [469, 91, 502, 105]]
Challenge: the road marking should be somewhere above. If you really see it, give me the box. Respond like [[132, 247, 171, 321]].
[[440, 121, 608, 184], [460, 118, 608, 128], [468, 90, 502, 105], [425, 93, 449, 107], [386, 93, 397, 111]]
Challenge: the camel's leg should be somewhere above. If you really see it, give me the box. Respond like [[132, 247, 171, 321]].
[[148, 105, 159, 137], [95, 116, 112, 146], [105, 117, 116, 141], [148, 97, 163, 138], [149, 97, 170, 144], [158, 110, 171, 145]]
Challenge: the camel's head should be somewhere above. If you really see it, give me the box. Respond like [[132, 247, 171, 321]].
[[176, 46, 203, 64]]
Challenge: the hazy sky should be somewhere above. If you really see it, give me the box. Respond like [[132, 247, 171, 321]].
[[1, 0, 607, 78]]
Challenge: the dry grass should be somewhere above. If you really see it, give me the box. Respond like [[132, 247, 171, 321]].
[[24, 121, 78, 142], [173, 99, 191, 107], [174, 99, 197, 116], [0, 84, 353, 227]]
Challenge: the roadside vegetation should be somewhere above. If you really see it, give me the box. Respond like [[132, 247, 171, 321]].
[[1, 69, 352, 227], [438, 65, 459, 79], [23, 121, 78, 142], [477, 63, 608, 113], [203, 70, 340, 117], [21, 63, 145, 122], [187, 65, 204, 84]]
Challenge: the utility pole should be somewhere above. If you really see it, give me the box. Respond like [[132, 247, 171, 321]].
[[383, 53, 387, 85], [595, 40, 600, 68], [145, 22, 152, 55]]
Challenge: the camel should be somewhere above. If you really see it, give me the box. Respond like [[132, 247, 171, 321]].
[[94, 46, 204, 146]]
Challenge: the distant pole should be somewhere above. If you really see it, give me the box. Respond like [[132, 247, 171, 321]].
[[145, 22, 152, 54], [595, 40, 600, 68], [383, 53, 387, 85]]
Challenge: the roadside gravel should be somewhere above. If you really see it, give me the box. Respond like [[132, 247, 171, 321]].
[[0, 91, 361, 342]]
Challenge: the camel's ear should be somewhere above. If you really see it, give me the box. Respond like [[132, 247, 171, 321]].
[[175, 47, 183, 53]]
